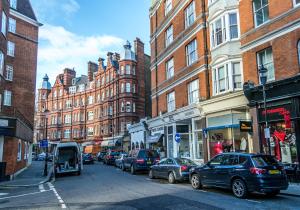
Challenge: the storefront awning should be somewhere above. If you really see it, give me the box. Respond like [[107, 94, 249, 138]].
[[204, 124, 239, 131], [147, 134, 163, 144], [101, 138, 121, 147]]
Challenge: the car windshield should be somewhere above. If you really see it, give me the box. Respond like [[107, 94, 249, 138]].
[[139, 150, 159, 158], [252, 156, 278, 167], [175, 158, 196, 166]]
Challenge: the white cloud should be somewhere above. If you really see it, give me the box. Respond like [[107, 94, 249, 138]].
[[37, 24, 124, 88], [31, 0, 80, 22]]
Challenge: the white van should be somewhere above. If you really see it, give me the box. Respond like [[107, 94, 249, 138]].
[[54, 142, 82, 176]]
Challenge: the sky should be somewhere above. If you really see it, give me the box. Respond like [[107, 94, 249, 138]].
[[30, 0, 150, 88]]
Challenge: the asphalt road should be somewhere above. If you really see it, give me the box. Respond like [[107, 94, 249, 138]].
[[0, 161, 300, 209]]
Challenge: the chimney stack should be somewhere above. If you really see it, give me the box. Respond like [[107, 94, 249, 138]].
[[88, 61, 98, 81], [63, 68, 76, 86]]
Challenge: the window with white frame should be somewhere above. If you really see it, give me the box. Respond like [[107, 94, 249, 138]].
[[1, 12, 7, 36], [253, 0, 269, 27], [188, 80, 199, 104], [132, 66, 136, 75], [294, 0, 300, 6], [185, 1, 195, 28], [8, 18, 16, 33], [106, 89, 109, 97], [257, 48, 275, 83], [132, 84, 136, 93], [167, 91, 175, 112], [110, 88, 113, 97], [88, 111, 94, 121], [126, 101, 131, 112], [165, 0, 172, 15], [10, 0, 17, 9], [106, 74, 109, 83], [125, 65, 131, 74], [166, 58, 174, 79], [121, 102, 125, 112], [120, 66, 124, 75], [7, 41, 15, 57], [64, 129, 70, 139], [79, 84, 85, 92], [133, 103, 136, 112], [0, 51, 4, 76], [87, 127, 94, 136], [126, 82, 131, 93], [6, 65, 13, 81], [17, 139, 21, 161], [108, 106, 113, 116], [88, 95, 94, 105], [3, 90, 11, 106], [102, 92, 105, 101], [59, 89, 63, 96], [69, 86, 76, 94], [212, 61, 243, 95], [165, 25, 173, 47], [65, 100, 72, 108], [121, 83, 125, 93], [210, 12, 239, 48], [64, 114, 71, 124], [186, 39, 197, 66]]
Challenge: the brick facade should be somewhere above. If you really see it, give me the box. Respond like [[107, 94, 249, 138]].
[[35, 38, 150, 153]]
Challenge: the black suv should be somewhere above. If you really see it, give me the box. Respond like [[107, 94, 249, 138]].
[[190, 153, 288, 198], [123, 149, 160, 174]]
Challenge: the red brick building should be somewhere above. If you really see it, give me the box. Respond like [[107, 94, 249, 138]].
[[242, 0, 300, 165], [0, 0, 40, 179], [35, 38, 151, 153]]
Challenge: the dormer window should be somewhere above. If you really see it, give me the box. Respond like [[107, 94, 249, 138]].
[[72, 78, 76, 85]]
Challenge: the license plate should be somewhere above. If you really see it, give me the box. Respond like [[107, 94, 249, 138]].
[[147, 161, 151, 165], [269, 170, 280, 175]]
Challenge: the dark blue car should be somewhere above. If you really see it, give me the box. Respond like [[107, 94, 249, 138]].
[[190, 153, 289, 198]]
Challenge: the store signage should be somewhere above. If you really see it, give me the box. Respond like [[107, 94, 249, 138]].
[[258, 104, 292, 124], [39, 139, 48, 148], [175, 133, 181, 143], [239, 121, 253, 132]]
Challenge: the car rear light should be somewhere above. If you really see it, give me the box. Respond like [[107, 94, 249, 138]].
[[250, 167, 267, 175], [136, 159, 145, 164], [108, 155, 113, 159], [154, 158, 160, 163], [181, 165, 188, 172]]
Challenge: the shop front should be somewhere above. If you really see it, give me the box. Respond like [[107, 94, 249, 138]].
[[244, 75, 300, 168]]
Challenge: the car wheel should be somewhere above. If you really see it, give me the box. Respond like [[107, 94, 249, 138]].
[[131, 165, 136, 175], [232, 179, 248, 198], [168, 172, 176, 184], [149, 169, 155, 179], [266, 190, 280, 197], [191, 174, 202, 189]]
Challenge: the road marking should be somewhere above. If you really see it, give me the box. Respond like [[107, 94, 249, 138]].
[[0, 193, 9, 196], [39, 184, 45, 192], [0, 190, 51, 200], [246, 199, 262, 204], [48, 182, 67, 209]]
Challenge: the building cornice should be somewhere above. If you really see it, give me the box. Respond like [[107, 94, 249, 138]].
[[10, 9, 43, 27]]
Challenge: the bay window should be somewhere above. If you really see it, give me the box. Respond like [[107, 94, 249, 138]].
[[212, 61, 243, 95]]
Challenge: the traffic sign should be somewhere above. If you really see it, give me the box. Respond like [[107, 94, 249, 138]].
[[39, 139, 48, 148], [175, 133, 181, 143]]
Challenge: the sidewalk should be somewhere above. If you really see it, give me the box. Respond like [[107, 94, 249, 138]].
[[0, 161, 52, 188], [281, 183, 300, 196]]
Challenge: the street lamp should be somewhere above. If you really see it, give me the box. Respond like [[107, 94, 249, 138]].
[[259, 64, 271, 155], [43, 109, 50, 176]]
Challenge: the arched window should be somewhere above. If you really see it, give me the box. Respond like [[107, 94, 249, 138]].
[[298, 40, 300, 66]]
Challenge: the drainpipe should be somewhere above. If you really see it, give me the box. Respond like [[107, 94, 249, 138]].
[[201, 0, 210, 99]]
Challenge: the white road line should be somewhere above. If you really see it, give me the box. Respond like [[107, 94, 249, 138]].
[[0, 193, 9, 196], [39, 184, 45, 192], [48, 182, 67, 209], [0, 190, 51, 200], [246, 199, 262, 204]]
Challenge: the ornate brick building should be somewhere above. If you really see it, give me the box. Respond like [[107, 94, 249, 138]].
[[35, 38, 151, 153], [0, 0, 40, 179]]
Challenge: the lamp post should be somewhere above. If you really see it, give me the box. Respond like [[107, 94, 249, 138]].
[[259, 64, 271, 155], [43, 109, 50, 176]]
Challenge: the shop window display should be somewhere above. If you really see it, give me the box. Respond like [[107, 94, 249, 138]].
[[208, 128, 249, 159], [179, 134, 190, 158]]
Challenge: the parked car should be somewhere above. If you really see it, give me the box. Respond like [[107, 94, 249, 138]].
[[83, 153, 94, 164], [149, 158, 197, 184], [37, 152, 46, 161], [97, 151, 107, 162], [54, 142, 82, 176], [115, 153, 128, 169], [103, 151, 120, 165], [189, 153, 289, 198], [123, 149, 160, 174]]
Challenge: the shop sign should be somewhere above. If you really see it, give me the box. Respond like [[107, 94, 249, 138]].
[[175, 133, 181, 143], [239, 121, 253, 132], [258, 104, 292, 125]]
